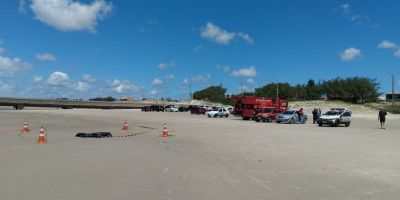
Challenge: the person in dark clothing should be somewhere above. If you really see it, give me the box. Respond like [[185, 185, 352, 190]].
[[312, 108, 318, 124], [378, 109, 387, 129]]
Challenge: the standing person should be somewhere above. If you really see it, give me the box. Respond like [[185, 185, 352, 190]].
[[378, 109, 387, 129], [312, 108, 318, 124], [318, 108, 322, 118], [299, 108, 304, 124]]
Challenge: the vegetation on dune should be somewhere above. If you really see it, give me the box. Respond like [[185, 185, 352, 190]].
[[89, 96, 116, 101], [194, 77, 381, 105], [193, 86, 231, 105]]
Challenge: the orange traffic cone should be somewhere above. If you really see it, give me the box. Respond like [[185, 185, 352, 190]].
[[36, 127, 47, 144], [161, 123, 169, 137], [21, 120, 30, 133], [122, 120, 129, 130]]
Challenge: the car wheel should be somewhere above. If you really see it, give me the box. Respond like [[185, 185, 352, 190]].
[[214, 114, 217, 118], [290, 118, 294, 124], [208, 115, 211, 118], [318, 122, 322, 126], [345, 122, 350, 127], [225, 114, 229, 118]]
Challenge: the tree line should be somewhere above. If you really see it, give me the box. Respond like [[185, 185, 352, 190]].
[[193, 77, 381, 104]]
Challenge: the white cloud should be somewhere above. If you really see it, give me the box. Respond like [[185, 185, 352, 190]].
[[182, 74, 212, 86], [238, 84, 254, 93], [139, 20, 159, 33], [378, 40, 398, 49], [158, 61, 176, 70], [47, 71, 70, 86], [0, 81, 14, 93], [247, 78, 255, 84], [19, 0, 27, 14], [0, 55, 32, 77], [30, 0, 113, 32], [394, 49, 400, 58], [33, 76, 43, 83], [340, 47, 362, 61], [75, 81, 88, 92], [0, 47, 5, 54], [201, 22, 236, 45], [201, 22, 254, 45], [231, 66, 257, 77], [217, 65, 230, 72], [110, 79, 139, 94], [82, 74, 96, 82], [152, 78, 163, 86], [238, 32, 254, 44], [340, 4, 351, 15], [150, 90, 157, 96], [183, 78, 189, 85], [164, 75, 175, 80], [36, 53, 56, 61], [192, 74, 211, 83], [338, 4, 371, 26]]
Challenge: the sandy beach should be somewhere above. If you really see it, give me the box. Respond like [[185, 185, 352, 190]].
[[1, 108, 399, 200]]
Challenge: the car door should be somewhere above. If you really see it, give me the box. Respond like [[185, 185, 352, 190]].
[[218, 109, 223, 116], [294, 111, 299, 122], [222, 108, 228, 115], [342, 111, 351, 123]]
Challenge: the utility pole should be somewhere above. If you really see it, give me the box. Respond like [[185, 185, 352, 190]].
[[155, 89, 158, 105], [276, 83, 279, 99], [189, 83, 192, 106], [240, 82, 243, 96], [392, 74, 395, 105]]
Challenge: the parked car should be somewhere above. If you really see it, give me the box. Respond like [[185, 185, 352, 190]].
[[200, 105, 212, 111], [207, 108, 230, 118], [190, 106, 207, 115], [178, 106, 188, 112], [254, 108, 282, 122], [317, 108, 352, 127], [141, 105, 151, 112], [187, 105, 198, 112], [276, 110, 307, 124], [165, 105, 179, 112], [150, 105, 164, 112]]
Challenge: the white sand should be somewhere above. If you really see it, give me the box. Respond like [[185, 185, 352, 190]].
[[1, 109, 399, 200]]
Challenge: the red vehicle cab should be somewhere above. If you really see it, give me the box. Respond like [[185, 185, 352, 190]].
[[190, 106, 207, 115], [232, 96, 288, 120]]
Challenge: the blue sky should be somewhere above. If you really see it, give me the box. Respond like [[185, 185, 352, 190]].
[[0, 0, 399, 100]]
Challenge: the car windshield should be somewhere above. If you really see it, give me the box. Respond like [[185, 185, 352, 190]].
[[324, 111, 340, 115], [282, 111, 295, 115]]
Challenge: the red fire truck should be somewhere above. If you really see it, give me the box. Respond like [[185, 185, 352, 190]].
[[232, 96, 288, 120]]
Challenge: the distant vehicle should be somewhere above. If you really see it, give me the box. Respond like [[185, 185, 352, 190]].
[[178, 106, 188, 112], [141, 105, 151, 112], [254, 108, 283, 122], [276, 110, 307, 124], [200, 105, 212, 111], [165, 105, 179, 112], [150, 105, 164, 112], [190, 106, 207, 115], [207, 108, 230, 118], [317, 108, 352, 127], [187, 105, 198, 112]]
